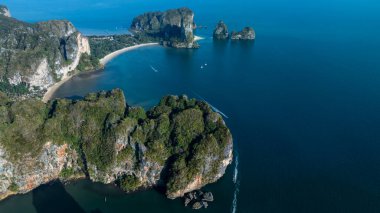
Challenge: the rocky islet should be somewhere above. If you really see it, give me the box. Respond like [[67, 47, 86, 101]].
[[184, 190, 214, 209], [213, 20, 255, 40], [131, 8, 199, 48], [213, 20, 229, 40]]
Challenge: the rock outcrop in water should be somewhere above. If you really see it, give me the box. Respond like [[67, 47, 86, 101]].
[[0, 5, 90, 97], [0, 5, 11, 17], [213, 20, 255, 41], [130, 8, 199, 48], [231, 27, 255, 40], [213, 21, 229, 40], [184, 190, 214, 209], [0, 89, 233, 201]]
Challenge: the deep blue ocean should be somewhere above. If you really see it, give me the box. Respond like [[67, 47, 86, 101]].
[[1, 0, 380, 212]]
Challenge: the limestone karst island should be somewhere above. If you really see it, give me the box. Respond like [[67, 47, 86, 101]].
[[0, 5, 242, 209], [2, 1, 375, 213]]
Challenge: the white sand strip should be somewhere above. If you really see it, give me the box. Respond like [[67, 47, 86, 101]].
[[42, 43, 159, 103], [43, 37, 202, 103], [99, 43, 159, 66], [42, 75, 73, 103]]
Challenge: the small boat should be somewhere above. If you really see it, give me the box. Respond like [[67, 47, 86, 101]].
[[201, 66, 204, 69], [150, 65, 159, 72], [105, 196, 107, 203]]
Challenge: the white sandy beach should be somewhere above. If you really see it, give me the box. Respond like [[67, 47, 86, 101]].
[[99, 43, 159, 65], [42, 37, 204, 103], [42, 43, 159, 102], [42, 75, 73, 103], [100, 37, 204, 66]]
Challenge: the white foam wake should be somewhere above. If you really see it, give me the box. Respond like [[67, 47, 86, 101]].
[[233, 155, 239, 184], [231, 153, 239, 213], [232, 180, 240, 213]]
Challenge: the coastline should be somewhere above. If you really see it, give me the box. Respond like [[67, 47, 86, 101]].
[[42, 43, 159, 103], [42, 37, 204, 103], [42, 74, 73, 103], [99, 43, 159, 65]]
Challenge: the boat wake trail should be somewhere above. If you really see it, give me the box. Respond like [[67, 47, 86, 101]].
[[150, 65, 158, 72], [233, 154, 239, 184], [232, 181, 240, 213], [192, 91, 229, 118], [232, 153, 240, 213]]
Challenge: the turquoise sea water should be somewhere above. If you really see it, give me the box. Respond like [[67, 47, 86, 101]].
[[1, 0, 380, 212]]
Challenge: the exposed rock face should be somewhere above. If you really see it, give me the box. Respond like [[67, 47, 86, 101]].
[[0, 143, 80, 200], [88, 128, 165, 187], [231, 27, 255, 40], [213, 21, 229, 40], [0, 5, 11, 17], [131, 8, 198, 48], [0, 7, 90, 95], [0, 89, 233, 201], [166, 137, 233, 198]]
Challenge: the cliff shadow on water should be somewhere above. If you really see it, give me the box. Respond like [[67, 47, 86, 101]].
[[32, 181, 85, 213]]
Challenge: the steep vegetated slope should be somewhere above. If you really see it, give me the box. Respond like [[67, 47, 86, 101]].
[[0, 89, 233, 200], [0, 9, 90, 97]]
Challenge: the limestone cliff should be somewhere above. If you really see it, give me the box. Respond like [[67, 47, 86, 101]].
[[131, 8, 198, 48], [0, 5, 10, 17], [0, 143, 80, 200], [0, 6, 90, 96], [213, 21, 229, 40], [231, 27, 256, 40], [0, 89, 233, 200], [167, 136, 233, 198]]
